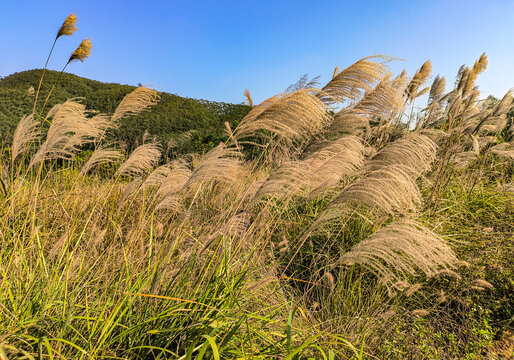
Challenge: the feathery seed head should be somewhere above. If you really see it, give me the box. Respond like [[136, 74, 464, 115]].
[[57, 13, 78, 39], [23, 86, 35, 101], [115, 143, 161, 178], [12, 114, 41, 163], [367, 133, 438, 177], [319, 55, 393, 104], [332, 66, 340, 79], [112, 87, 160, 122], [339, 220, 459, 291], [244, 89, 253, 108], [407, 60, 432, 100], [472, 53, 488, 75], [68, 38, 92, 64], [428, 76, 446, 104]]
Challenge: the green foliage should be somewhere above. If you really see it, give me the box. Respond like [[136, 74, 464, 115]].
[[0, 69, 251, 155]]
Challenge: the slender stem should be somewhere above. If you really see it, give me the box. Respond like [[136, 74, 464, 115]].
[[39, 63, 69, 118], [33, 39, 57, 114]]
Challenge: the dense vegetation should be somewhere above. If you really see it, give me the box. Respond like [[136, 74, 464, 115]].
[[1, 14, 513, 360], [0, 69, 250, 154]]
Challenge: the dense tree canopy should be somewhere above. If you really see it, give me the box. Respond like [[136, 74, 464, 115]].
[[0, 69, 251, 155]]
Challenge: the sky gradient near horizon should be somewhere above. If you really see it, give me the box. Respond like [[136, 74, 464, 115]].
[[1, 1, 513, 104]]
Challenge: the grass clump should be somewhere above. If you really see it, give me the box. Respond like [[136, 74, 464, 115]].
[[1, 14, 513, 359]]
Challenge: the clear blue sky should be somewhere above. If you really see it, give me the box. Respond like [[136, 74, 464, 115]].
[[1, 0, 513, 104]]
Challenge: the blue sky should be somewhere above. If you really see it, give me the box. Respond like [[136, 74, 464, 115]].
[[1, 1, 513, 104]]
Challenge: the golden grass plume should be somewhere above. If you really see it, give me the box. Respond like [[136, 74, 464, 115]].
[[367, 133, 437, 177], [68, 38, 92, 64], [112, 87, 160, 122], [57, 13, 78, 39], [318, 55, 393, 104], [80, 146, 123, 175], [11, 114, 41, 163], [233, 89, 330, 154], [327, 164, 422, 217], [340, 220, 458, 292], [116, 143, 161, 178], [29, 99, 111, 167]]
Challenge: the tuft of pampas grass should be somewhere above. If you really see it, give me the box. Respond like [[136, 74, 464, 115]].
[[244, 89, 253, 108], [318, 55, 393, 104], [57, 13, 78, 39], [325, 164, 422, 218], [68, 38, 92, 64], [111, 87, 160, 122], [143, 163, 174, 188], [340, 220, 458, 292], [80, 146, 123, 175], [116, 143, 161, 178], [29, 99, 112, 167], [233, 89, 330, 155], [184, 144, 244, 191], [406, 60, 432, 101], [11, 114, 41, 163], [328, 74, 407, 137], [253, 136, 365, 201], [428, 76, 446, 105], [156, 161, 192, 197], [367, 134, 437, 177]]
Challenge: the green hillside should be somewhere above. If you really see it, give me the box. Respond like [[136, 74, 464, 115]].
[[0, 69, 251, 154]]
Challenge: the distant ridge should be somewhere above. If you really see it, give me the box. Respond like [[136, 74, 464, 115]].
[[0, 69, 251, 154]]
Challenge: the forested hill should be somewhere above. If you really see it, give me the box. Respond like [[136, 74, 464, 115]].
[[0, 70, 251, 154]]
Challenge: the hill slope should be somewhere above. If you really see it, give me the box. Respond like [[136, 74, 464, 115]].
[[0, 70, 251, 154]]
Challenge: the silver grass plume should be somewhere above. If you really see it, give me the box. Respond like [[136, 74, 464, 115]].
[[116, 143, 161, 178], [462, 53, 487, 97], [111, 87, 160, 122], [56, 13, 78, 39], [321, 164, 422, 220], [143, 163, 174, 188], [318, 55, 393, 105], [253, 136, 365, 201], [303, 136, 366, 194], [488, 142, 514, 160], [367, 134, 437, 177], [233, 89, 330, 154], [406, 60, 432, 101], [340, 220, 459, 292], [493, 90, 513, 117], [12, 114, 41, 163], [428, 76, 446, 105], [80, 146, 123, 175], [184, 144, 244, 190], [328, 74, 407, 136], [29, 99, 111, 167], [68, 38, 92, 64], [156, 161, 192, 197], [285, 74, 321, 93]]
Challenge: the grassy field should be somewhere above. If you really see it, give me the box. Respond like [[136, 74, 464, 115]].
[[1, 16, 513, 360]]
